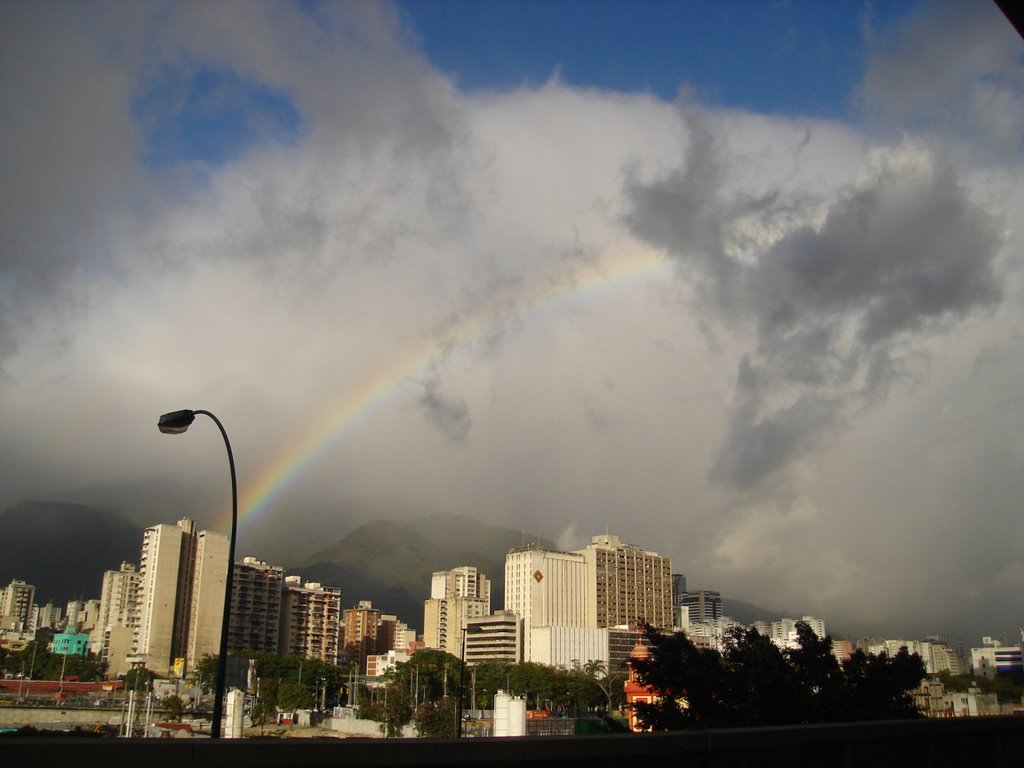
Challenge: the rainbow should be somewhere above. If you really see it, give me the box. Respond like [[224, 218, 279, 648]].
[[224, 244, 676, 531]]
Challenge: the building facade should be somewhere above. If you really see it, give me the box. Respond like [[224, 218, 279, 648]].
[[280, 577, 342, 663], [129, 518, 229, 678], [464, 611, 523, 665], [529, 626, 609, 669], [423, 565, 491, 659], [578, 534, 673, 630], [227, 557, 284, 654], [679, 589, 722, 624], [90, 561, 140, 667], [0, 579, 36, 634], [505, 547, 587, 662]]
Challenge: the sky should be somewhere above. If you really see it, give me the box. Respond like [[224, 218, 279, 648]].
[[1, 0, 1022, 644]]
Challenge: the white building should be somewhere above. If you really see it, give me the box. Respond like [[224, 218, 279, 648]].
[[529, 626, 609, 669], [505, 547, 587, 662], [465, 611, 523, 665], [0, 579, 36, 634], [90, 562, 141, 673], [423, 565, 490, 659], [769, 616, 827, 649]]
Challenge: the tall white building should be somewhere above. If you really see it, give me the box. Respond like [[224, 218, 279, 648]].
[[423, 565, 491, 658], [505, 547, 587, 662], [0, 579, 36, 634], [130, 518, 229, 678]]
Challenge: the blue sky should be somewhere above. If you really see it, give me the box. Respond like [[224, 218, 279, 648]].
[[396, 0, 895, 114], [135, 1, 916, 168]]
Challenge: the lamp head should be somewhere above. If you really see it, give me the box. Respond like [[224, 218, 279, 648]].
[[158, 409, 196, 434]]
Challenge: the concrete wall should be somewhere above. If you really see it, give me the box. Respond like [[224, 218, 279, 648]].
[[1, 717, 1022, 767]]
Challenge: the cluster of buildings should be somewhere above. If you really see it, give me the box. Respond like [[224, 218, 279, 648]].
[[1, 524, 1019, 695]]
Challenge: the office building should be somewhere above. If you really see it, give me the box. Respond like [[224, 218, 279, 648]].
[[464, 611, 523, 665], [529, 626, 608, 669], [505, 546, 587, 662], [578, 534, 673, 630], [679, 589, 722, 624]]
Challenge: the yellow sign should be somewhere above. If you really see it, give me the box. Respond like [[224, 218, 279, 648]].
[[173, 658, 186, 678]]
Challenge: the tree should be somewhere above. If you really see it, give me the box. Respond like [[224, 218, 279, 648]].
[[278, 681, 313, 711], [162, 694, 184, 722], [413, 696, 456, 738], [630, 622, 925, 730]]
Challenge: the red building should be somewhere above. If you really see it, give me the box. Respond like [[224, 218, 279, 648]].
[[623, 642, 659, 732]]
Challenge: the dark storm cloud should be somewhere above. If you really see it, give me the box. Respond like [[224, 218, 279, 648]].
[[626, 108, 1005, 488], [417, 380, 471, 444]]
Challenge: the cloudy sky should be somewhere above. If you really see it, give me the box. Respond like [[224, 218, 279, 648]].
[[2, 0, 1022, 643]]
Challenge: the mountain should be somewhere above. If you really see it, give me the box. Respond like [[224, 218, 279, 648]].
[[0, 500, 140, 603], [293, 513, 557, 632]]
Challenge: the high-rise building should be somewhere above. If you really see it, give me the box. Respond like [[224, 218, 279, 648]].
[[505, 546, 587, 662], [342, 600, 381, 672], [680, 589, 722, 624], [91, 562, 140, 669], [423, 565, 490, 658], [130, 518, 228, 678], [35, 602, 63, 631], [578, 534, 673, 630], [280, 576, 342, 663], [671, 574, 687, 606], [227, 557, 284, 654], [1, 579, 36, 633]]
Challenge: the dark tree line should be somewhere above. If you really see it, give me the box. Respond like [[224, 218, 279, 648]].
[[630, 622, 925, 730]]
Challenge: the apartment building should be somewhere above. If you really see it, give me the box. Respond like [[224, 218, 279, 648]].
[[227, 557, 284, 654], [91, 562, 140, 675], [130, 518, 228, 678], [423, 565, 491, 659], [0, 579, 36, 634], [280, 576, 342, 663], [342, 600, 381, 671]]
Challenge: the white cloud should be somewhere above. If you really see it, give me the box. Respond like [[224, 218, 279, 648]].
[[1, 0, 1022, 643]]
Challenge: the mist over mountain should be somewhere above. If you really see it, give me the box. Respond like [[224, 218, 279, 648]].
[[0, 501, 140, 604], [293, 513, 558, 632]]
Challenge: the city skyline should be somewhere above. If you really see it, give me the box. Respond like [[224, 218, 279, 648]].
[[1, 1, 1022, 648]]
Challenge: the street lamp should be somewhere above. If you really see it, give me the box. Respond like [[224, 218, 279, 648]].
[[158, 408, 237, 740], [456, 624, 483, 738]]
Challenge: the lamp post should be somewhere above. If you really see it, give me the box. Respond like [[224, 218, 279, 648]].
[[158, 408, 237, 740], [456, 624, 482, 738]]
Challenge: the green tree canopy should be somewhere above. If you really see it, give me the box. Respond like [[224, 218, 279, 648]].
[[630, 622, 925, 730]]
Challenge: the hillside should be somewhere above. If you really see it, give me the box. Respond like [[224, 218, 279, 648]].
[[0, 500, 140, 603], [294, 513, 557, 632]]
